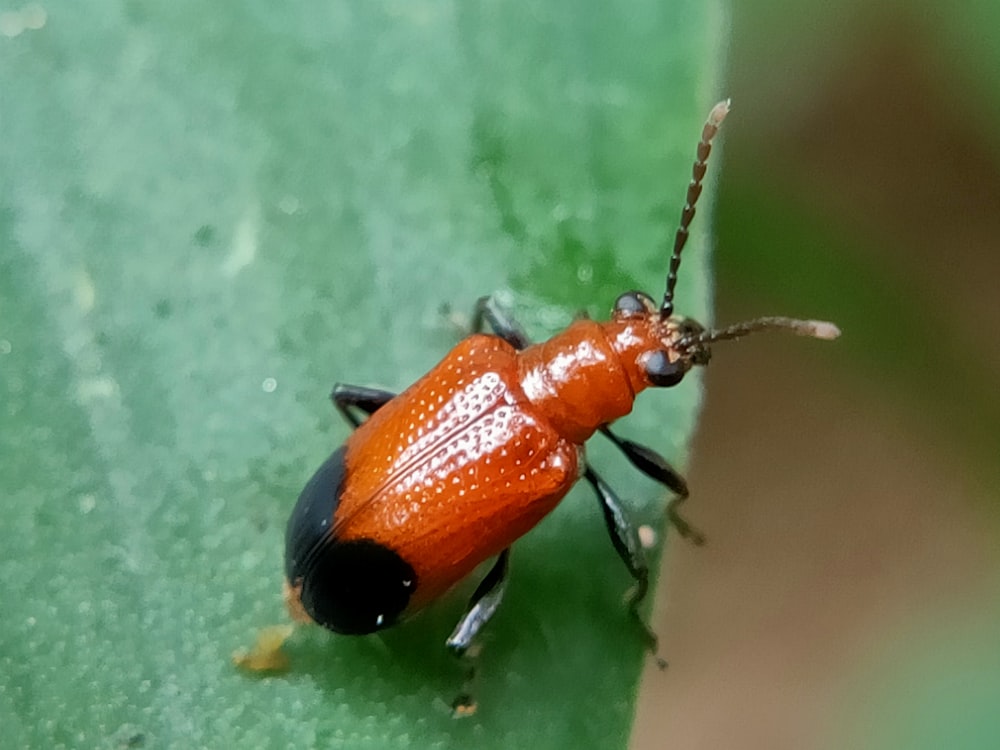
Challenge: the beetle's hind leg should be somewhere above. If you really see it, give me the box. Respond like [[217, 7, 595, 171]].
[[446, 548, 511, 716], [446, 548, 510, 655], [599, 425, 706, 545], [330, 384, 397, 428]]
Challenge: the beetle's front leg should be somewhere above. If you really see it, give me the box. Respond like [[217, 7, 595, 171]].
[[599, 426, 706, 545]]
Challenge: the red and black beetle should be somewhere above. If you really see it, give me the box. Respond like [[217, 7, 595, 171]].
[[283, 100, 838, 674]]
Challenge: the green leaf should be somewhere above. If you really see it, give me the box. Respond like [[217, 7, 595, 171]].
[[1, 2, 721, 746]]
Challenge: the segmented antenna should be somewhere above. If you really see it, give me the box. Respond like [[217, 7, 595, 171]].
[[683, 317, 841, 348], [661, 99, 731, 317]]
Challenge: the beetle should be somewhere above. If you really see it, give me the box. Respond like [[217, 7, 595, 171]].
[[283, 99, 839, 675]]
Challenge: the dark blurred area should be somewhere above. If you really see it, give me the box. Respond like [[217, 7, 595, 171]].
[[635, 3, 1000, 748]]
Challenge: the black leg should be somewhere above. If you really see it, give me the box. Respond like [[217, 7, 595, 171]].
[[446, 548, 511, 655], [583, 465, 667, 668], [330, 383, 397, 428], [446, 548, 511, 716], [472, 296, 532, 350], [599, 425, 706, 545]]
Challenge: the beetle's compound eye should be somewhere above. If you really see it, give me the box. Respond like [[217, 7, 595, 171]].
[[642, 350, 687, 387], [613, 291, 657, 318]]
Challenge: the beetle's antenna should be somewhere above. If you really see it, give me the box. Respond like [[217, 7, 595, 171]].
[[661, 99, 730, 318], [683, 316, 841, 348]]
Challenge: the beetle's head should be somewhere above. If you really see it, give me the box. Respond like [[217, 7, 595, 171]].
[[611, 288, 839, 390], [612, 291, 709, 388]]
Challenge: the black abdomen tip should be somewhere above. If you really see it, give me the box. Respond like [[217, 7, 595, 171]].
[[285, 445, 417, 635]]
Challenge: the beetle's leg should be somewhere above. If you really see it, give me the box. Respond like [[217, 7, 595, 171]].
[[598, 426, 688, 495], [599, 425, 706, 545], [446, 548, 511, 716], [583, 465, 667, 668], [446, 548, 510, 656], [472, 296, 532, 350], [330, 383, 397, 429], [664, 492, 704, 545]]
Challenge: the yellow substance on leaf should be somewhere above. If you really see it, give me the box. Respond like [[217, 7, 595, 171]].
[[452, 698, 478, 718], [232, 624, 295, 673]]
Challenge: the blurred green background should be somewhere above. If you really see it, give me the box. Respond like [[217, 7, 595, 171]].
[[634, 2, 1000, 749]]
